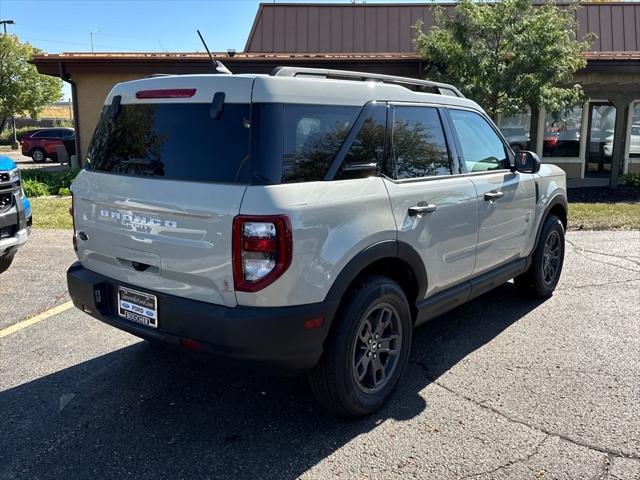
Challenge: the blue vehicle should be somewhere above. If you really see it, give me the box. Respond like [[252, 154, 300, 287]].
[[0, 156, 32, 274]]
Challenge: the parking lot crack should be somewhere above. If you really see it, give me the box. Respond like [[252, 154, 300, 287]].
[[557, 277, 640, 291], [414, 360, 640, 462], [566, 239, 640, 273], [589, 452, 614, 480], [460, 435, 549, 479]]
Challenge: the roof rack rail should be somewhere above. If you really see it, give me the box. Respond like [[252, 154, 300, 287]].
[[270, 66, 464, 98]]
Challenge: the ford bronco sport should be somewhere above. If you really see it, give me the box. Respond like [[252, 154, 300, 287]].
[[67, 68, 567, 417], [0, 156, 31, 274]]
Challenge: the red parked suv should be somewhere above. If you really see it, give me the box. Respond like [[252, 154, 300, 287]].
[[21, 128, 74, 163]]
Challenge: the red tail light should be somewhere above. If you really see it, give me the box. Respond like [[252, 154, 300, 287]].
[[135, 88, 196, 99], [70, 193, 77, 252], [232, 215, 292, 292]]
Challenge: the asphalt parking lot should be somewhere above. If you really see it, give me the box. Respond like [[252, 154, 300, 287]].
[[1, 230, 639, 480], [0, 149, 66, 171]]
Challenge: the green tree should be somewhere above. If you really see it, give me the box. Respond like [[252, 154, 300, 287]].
[[0, 35, 62, 133], [414, 0, 594, 151]]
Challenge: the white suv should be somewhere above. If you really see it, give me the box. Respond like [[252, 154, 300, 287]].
[[67, 67, 567, 417]]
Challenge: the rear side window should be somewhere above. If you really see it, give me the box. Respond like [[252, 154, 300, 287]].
[[33, 130, 59, 138], [86, 103, 251, 183], [449, 109, 507, 172], [392, 106, 451, 179], [282, 105, 359, 183]]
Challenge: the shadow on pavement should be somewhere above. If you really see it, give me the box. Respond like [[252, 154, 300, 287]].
[[0, 284, 545, 480]]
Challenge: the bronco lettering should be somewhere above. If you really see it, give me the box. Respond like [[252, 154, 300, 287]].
[[99, 209, 178, 228]]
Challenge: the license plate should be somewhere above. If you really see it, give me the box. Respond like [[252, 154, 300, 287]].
[[117, 286, 158, 329]]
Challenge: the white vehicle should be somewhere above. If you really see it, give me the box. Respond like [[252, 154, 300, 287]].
[[67, 68, 567, 417], [604, 124, 640, 157]]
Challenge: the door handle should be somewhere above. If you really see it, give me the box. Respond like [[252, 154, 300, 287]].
[[484, 191, 504, 201], [408, 204, 437, 216]]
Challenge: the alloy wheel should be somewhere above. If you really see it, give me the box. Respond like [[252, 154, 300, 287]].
[[542, 230, 561, 285], [351, 302, 402, 394]]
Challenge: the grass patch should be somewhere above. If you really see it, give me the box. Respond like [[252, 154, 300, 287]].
[[30, 197, 72, 229], [569, 203, 640, 231]]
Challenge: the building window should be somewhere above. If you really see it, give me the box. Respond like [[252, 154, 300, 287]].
[[497, 108, 531, 152], [543, 105, 583, 158], [630, 101, 640, 159]]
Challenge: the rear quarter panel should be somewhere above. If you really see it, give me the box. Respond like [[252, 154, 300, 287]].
[[237, 177, 397, 307]]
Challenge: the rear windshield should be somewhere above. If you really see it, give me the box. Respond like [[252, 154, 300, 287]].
[[86, 103, 251, 183]]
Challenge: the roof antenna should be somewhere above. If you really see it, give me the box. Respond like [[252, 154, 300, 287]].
[[197, 29, 232, 75]]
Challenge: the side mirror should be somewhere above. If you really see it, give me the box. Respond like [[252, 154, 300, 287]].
[[512, 150, 540, 174]]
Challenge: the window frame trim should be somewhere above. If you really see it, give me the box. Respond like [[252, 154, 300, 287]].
[[323, 101, 387, 181], [383, 102, 458, 183], [443, 105, 515, 176]]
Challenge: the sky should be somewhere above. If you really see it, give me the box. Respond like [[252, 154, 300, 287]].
[[0, 0, 429, 99]]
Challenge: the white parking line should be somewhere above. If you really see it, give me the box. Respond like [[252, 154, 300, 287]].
[[0, 301, 74, 339]]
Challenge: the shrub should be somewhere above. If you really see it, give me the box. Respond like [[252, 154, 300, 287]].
[[0, 126, 35, 145], [22, 178, 50, 197], [620, 173, 640, 189], [21, 168, 80, 197], [57, 187, 71, 196]]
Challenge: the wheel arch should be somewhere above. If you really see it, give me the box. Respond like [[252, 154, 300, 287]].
[[324, 240, 427, 323], [534, 194, 568, 251]]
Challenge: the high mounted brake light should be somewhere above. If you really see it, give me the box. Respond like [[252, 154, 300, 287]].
[[135, 88, 197, 99], [232, 215, 292, 292]]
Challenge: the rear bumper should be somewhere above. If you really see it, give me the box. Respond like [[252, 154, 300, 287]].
[[66, 262, 338, 372]]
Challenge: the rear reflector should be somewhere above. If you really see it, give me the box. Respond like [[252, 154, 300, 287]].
[[304, 317, 324, 330], [180, 338, 203, 350], [135, 88, 197, 99]]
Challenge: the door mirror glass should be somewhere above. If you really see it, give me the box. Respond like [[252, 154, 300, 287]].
[[513, 150, 541, 174]]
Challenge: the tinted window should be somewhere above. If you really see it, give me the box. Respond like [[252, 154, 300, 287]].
[[60, 130, 74, 138], [449, 109, 507, 172], [86, 103, 251, 183], [392, 106, 450, 179], [33, 130, 59, 138], [282, 105, 359, 183], [336, 105, 386, 180]]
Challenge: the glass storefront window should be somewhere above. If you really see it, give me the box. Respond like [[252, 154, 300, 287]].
[[497, 109, 531, 152], [543, 105, 583, 158], [630, 101, 640, 159]]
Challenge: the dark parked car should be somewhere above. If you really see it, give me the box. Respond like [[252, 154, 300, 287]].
[[500, 126, 530, 151], [20, 128, 74, 163]]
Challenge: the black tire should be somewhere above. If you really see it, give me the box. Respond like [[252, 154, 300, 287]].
[[515, 215, 565, 298], [309, 275, 412, 417], [31, 148, 46, 163], [0, 253, 15, 274]]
